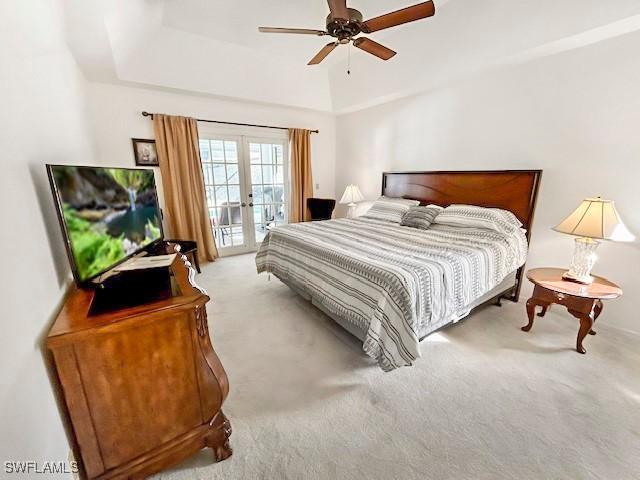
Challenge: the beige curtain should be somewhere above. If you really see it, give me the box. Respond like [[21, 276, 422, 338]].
[[289, 128, 314, 222], [153, 114, 218, 262]]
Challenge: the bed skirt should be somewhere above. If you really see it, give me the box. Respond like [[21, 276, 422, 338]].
[[276, 271, 518, 343]]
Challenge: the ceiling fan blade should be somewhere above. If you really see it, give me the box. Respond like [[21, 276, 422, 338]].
[[362, 1, 435, 33], [308, 42, 338, 65], [259, 27, 326, 35], [327, 0, 349, 20], [353, 37, 396, 60]]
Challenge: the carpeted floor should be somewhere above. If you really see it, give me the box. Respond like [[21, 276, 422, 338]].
[[155, 254, 640, 480]]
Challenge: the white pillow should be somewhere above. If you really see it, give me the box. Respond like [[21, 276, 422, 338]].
[[434, 204, 522, 234], [362, 196, 420, 223]]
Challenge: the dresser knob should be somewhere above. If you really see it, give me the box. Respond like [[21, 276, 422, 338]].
[[557, 293, 565, 300]]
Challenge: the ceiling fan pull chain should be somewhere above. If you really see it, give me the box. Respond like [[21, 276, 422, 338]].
[[347, 41, 351, 75]]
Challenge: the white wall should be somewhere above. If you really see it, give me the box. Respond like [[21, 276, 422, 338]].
[[86, 82, 337, 217], [0, 0, 97, 472], [335, 31, 640, 333]]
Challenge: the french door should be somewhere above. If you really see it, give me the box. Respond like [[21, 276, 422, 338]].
[[199, 134, 289, 255]]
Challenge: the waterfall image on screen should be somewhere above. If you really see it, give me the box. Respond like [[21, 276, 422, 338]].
[[49, 165, 163, 282]]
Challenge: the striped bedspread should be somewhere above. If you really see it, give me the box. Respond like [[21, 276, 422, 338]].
[[255, 218, 527, 372]]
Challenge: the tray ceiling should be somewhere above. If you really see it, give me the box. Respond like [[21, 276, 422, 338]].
[[65, 0, 640, 113]]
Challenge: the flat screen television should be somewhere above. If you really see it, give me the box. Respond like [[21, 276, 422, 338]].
[[47, 165, 164, 286]]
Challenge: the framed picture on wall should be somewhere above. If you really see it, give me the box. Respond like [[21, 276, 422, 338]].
[[132, 138, 159, 166]]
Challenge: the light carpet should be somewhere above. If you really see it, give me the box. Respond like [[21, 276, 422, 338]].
[[155, 253, 640, 480]]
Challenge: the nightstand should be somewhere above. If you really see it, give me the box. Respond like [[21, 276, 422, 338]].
[[522, 268, 622, 354]]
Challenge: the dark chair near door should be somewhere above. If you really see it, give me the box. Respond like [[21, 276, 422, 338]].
[[307, 198, 336, 221]]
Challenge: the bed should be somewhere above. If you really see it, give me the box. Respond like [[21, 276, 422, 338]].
[[256, 170, 542, 371]]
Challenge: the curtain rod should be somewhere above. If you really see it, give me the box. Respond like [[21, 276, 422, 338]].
[[141, 111, 319, 134]]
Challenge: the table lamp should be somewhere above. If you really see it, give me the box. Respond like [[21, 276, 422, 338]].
[[339, 184, 365, 219], [553, 197, 634, 284]]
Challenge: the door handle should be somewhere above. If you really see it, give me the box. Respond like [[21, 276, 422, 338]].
[[249, 202, 254, 207], [241, 202, 247, 207]]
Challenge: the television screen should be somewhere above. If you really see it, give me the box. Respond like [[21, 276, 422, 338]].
[[47, 165, 163, 284]]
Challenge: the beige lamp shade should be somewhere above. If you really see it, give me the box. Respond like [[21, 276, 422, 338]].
[[339, 184, 365, 205], [553, 197, 635, 242]]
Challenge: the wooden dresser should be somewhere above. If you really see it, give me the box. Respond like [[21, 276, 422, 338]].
[[46, 246, 232, 479]]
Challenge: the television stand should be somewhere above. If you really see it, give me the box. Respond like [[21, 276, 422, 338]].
[[46, 247, 232, 479]]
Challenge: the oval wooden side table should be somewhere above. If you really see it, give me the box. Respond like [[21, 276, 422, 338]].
[[523, 268, 622, 354]]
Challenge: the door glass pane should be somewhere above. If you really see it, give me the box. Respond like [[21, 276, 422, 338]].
[[262, 165, 273, 184], [228, 204, 242, 225], [252, 185, 263, 204], [205, 186, 215, 207], [251, 165, 262, 184], [261, 186, 272, 204], [250, 144, 261, 164], [261, 144, 273, 164], [200, 140, 211, 161], [255, 224, 266, 243], [213, 164, 226, 184], [274, 203, 285, 223], [231, 227, 243, 246], [224, 141, 238, 162], [217, 208, 230, 225], [228, 185, 240, 203], [211, 141, 225, 162], [273, 185, 284, 203], [263, 204, 274, 223], [202, 163, 214, 185], [226, 164, 239, 184], [252, 205, 263, 224], [275, 165, 284, 184], [216, 186, 228, 204], [216, 229, 231, 248]]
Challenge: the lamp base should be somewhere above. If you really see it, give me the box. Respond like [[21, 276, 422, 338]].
[[562, 270, 594, 285], [563, 237, 599, 285], [346, 203, 356, 219]]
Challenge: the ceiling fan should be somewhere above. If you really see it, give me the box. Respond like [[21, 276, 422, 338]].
[[258, 0, 436, 65]]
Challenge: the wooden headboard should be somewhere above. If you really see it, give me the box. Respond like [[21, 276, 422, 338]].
[[382, 170, 542, 239]]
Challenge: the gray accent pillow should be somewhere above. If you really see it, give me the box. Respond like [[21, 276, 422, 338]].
[[433, 204, 522, 234], [400, 205, 443, 230], [362, 196, 420, 223]]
